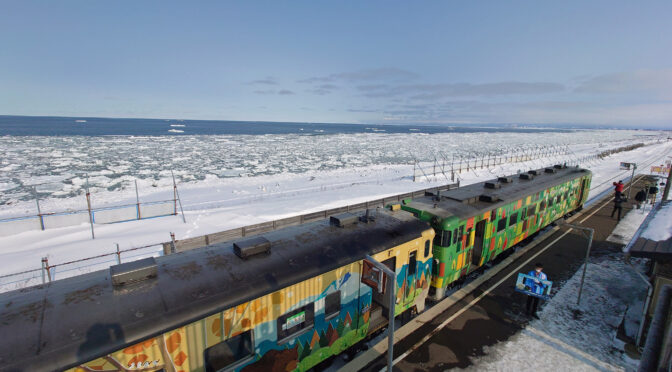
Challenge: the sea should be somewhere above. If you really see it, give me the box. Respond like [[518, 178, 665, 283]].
[[0, 115, 567, 136], [0, 115, 654, 206]]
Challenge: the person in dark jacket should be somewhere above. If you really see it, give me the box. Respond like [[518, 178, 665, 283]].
[[648, 185, 659, 204], [634, 188, 647, 209], [611, 195, 623, 221], [613, 180, 624, 198]]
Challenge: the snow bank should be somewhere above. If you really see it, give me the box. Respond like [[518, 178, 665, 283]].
[[641, 202, 672, 242]]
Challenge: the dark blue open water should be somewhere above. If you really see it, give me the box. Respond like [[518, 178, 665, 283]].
[[0, 115, 569, 136]]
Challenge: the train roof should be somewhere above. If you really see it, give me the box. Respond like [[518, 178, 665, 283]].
[[404, 166, 591, 221], [0, 209, 430, 371]]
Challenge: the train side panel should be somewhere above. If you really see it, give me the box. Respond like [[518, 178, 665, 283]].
[[68, 261, 364, 372], [426, 171, 592, 298], [68, 228, 434, 372], [369, 227, 434, 315]]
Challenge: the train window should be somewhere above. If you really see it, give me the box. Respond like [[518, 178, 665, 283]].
[[425, 240, 431, 257], [491, 209, 497, 220], [521, 208, 527, 220], [452, 229, 458, 244], [325, 291, 341, 320], [441, 231, 452, 247], [497, 218, 507, 232], [508, 212, 518, 226], [540, 200, 547, 211], [527, 205, 535, 217], [204, 330, 254, 372], [433, 231, 451, 247], [408, 251, 417, 275], [277, 303, 315, 342], [433, 231, 442, 247]]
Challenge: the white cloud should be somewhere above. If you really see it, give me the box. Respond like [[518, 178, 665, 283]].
[[574, 69, 672, 99]]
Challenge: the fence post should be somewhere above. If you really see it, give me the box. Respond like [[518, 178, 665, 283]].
[[169, 232, 177, 254], [412, 162, 416, 182], [438, 155, 445, 178], [41, 257, 51, 283], [135, 179, 141, 220], [85, 174, 95, 239], [115, 243, 122, 264], [41, 257, 47, 283], [32, 186, 45, 231], [173, 176, 178, 215], [171, 170, 186, 223]]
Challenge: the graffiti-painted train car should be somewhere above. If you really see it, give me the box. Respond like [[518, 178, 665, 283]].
[[400, 165, 591, 299], [0, 209, 433, 372]]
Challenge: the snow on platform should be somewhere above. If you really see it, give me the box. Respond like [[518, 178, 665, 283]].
[[463, 256, 647, 372]]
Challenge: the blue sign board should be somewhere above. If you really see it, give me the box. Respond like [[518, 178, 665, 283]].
[[515, 273, 553, 300]]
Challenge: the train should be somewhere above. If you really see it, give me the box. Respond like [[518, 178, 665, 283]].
[[0, 165, 591, 372]]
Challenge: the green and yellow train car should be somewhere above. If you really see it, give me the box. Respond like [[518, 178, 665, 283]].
[[399, 165, 591, 299], [0, 209, 433, 372]]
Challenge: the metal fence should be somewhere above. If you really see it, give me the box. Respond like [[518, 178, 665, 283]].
[[0, 243, 163, 293], [0, 199, 177, 237], [412, 142, 646, 183], [0, 172, 185, 238], [162, 183, 460, 254]]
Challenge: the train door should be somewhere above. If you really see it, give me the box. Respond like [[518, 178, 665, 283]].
[[471, 220, 487, 266], [404, 251, 418, 306], [372, 257, 396, 318], [577, 179, 588, 205]]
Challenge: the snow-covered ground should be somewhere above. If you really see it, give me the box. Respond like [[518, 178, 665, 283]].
[[0, 134, 670, 292], [463, 252, 648, 371]]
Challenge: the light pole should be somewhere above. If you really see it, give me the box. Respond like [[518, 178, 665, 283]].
[[662, 160, 672, 201], [556, 220, 594, 306], [627, 163, 637, 201], [364, 255, 396, 372]]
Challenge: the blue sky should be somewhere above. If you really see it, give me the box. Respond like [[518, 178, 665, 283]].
[[1, 1, 671, 127]]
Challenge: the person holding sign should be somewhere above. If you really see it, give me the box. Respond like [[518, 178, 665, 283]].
[[524, 263, 548, 319]]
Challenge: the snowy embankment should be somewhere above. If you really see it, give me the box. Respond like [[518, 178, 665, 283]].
[[0, 138, 670, 289]]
